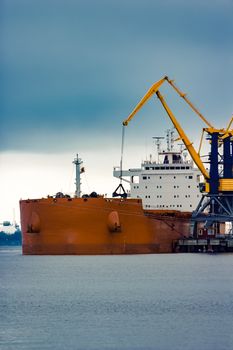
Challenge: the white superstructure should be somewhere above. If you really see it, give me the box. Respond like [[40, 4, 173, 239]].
[[113, 132, 202, 212]]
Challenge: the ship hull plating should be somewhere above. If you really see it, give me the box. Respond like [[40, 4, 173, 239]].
[[20, 197, 191, 255]]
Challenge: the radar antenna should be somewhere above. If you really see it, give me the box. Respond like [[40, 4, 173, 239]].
[[153, 136, 164, 163]]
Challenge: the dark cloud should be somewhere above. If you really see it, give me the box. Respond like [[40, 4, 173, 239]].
[[1, 0, 233, 152]]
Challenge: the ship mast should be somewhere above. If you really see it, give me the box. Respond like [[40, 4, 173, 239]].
[[152, 136, 164, 163], [73, 154, 83, 198]]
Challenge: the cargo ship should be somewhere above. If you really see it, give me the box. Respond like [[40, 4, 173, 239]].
[[20, 71, 233, 254], [20, 130, 201, 255]]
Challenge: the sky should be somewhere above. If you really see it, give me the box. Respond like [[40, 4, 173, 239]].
[[1, 0, 233, 223]]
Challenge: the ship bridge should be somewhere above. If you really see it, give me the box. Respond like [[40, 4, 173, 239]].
[[113, 136, 202, 212]]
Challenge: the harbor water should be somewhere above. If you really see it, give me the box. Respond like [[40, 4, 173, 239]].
[[1, 246, 233, 350]]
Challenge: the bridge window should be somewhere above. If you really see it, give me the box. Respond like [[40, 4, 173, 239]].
[[132, 176, 139, 184]]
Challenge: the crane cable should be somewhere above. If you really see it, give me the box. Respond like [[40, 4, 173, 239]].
[[120, 124, 126, 184], [112, 125, 127, 198]]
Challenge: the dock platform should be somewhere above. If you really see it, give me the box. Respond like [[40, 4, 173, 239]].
[[174, 237, 233, 253]]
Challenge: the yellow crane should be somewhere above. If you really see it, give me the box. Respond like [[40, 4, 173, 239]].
[[122, 76, 233, 193]]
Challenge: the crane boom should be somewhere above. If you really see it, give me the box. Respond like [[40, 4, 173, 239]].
[[156, 91, 209, 179], [122, 77, 167, 126], [122, 76, 210, 179]]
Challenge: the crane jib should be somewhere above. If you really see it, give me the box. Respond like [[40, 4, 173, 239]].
[[121, 76, 233, 194]]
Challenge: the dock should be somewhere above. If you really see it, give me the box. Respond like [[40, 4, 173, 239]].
[[174, 236, 233, 253]]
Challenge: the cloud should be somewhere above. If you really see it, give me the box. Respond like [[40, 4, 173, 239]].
[[1, 0, 233, 152]]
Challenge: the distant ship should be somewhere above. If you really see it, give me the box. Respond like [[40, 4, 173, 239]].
[[0, 220, 20, 235], [20, 130, 200, 255]]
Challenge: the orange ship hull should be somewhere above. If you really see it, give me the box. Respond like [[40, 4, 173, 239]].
[[20, 197, 191, 255]]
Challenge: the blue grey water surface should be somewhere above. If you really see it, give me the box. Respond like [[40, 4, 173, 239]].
[[1, 247, 233, 350]]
